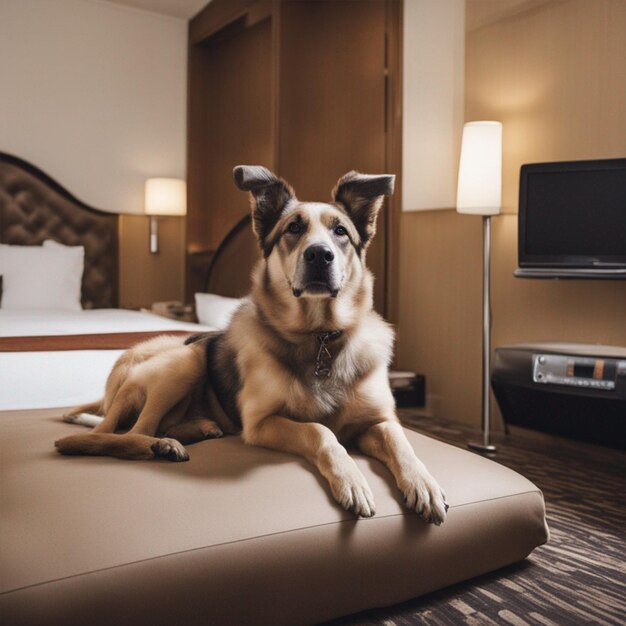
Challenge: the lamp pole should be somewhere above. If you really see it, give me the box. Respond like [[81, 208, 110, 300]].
[[456, 120, 502, 452], [468, 215, 497, 453]]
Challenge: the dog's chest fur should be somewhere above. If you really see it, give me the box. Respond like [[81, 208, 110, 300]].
[[276, 337, 356, 420], [263, 318, 391, 425], [226, 298, 393, 433]]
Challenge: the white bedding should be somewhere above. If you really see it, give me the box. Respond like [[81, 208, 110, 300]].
[[0, 309, 214, 411]]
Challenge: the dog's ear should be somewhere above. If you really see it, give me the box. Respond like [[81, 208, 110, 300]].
[[332, 171, 395, 248], [233, 165, 295, 253]]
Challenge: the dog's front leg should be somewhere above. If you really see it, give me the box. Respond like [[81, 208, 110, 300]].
[[357, 420, 448, 525], [245, 416, 376, 518]]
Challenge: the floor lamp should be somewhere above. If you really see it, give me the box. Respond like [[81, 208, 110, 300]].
[[456, 121, 502, 454]]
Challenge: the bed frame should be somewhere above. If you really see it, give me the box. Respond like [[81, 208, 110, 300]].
[[0, 152, 119, 309], [203, 213, 260, 298]]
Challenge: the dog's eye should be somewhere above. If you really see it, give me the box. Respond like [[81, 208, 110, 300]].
[[334, 225, 348, 237], [287, 222, 302, 234]]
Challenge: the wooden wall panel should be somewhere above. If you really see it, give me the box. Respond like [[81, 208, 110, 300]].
[[187, 4, 274, 296], [395, 210, 483, 421], [384, 0, 404, 325], [119, 214, 185, 309], [186, 42, 211, 256], [204, 18, 274, 250], [188, 17, 274, 254]]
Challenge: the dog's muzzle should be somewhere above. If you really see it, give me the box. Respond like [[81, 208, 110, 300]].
[[293, 244, 340, 298]]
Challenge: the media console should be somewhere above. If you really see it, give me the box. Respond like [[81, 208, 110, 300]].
[[491, 343, 626, 449]]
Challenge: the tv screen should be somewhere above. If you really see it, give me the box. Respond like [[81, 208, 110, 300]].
[[519, 159, 626, 268]]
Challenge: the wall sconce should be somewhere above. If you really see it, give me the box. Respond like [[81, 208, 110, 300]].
[[144, 178, 187, 254], [456, 120, 502, 454]]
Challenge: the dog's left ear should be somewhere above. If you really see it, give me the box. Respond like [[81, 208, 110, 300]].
[[332, 171, 395, 248], [233, 165, 295, 254]]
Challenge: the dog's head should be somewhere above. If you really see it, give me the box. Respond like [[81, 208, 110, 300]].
[[233, 165, 395, 299]]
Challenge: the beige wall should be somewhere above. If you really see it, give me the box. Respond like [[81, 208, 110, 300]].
[[396, 0, 626, 428], [0, 0, 187, 307], [402, 0, 465, 211], [0, 0, 187, 215]]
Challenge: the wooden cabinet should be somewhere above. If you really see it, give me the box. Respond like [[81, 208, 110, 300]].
[[187, 0, 401, 317]]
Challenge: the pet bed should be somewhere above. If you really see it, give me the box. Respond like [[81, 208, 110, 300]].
[[0, 407, 548, 626]]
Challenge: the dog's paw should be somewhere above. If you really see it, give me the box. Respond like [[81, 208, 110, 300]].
[[329, 466, 376, 518], [399, 471, 448, 525], [199, 420, 223, 439], [54, 435, 75, 454], [151, 438, 189, 462]]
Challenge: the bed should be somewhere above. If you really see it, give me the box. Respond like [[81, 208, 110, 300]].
[[0, 153, 549, 625], [0, 152, 216, 411]]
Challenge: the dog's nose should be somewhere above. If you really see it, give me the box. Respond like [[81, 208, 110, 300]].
[[304, 244, 334, 267]]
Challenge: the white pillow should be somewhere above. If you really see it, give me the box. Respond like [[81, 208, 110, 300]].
[[43, 240, 85, 307], [0, 242, 84, 310], [195, 293, 242, 329], [42, 239, 83, 252]]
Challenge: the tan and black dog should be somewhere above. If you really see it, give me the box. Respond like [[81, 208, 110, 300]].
[[56, 166, 448, 524]]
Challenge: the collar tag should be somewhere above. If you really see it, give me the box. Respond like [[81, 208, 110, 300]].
[[314, 331, 342, 377]]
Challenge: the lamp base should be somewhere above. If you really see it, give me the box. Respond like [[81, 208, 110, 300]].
[[467, 441, 497, 454]]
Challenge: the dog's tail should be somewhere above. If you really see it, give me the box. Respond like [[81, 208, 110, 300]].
[[55, 433, 157, 460], [62, 400, 105, 428]]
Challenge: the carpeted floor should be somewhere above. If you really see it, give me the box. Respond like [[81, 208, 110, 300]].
[[326, 412, 626, 626]]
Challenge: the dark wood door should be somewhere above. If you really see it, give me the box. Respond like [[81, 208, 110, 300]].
[[187, 8, 275, 295], [187, 0, 400, 313], [278, 0, 388, 311]]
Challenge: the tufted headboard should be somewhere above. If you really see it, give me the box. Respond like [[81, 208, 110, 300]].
[[0, 153, 118, 308]]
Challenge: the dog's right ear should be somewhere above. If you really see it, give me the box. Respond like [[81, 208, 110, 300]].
[[233, 165, 295, 254]]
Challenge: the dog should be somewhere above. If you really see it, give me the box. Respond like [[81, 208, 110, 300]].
[[56, 165, 448, 524]]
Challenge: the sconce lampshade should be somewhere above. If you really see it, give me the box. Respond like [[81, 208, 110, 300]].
[[456, 121, 502, 216], [144, 178, 187, 216]]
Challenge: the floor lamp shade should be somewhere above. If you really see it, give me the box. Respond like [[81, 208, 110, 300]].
[[456, 121, 502, 216]]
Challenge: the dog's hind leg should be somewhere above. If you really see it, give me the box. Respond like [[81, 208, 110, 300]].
[[55, 433, 189, 461], [115, 391, 194, 461], [163, 419, 224, 445], [128, 370, 202, 438], [92, 384, 142, 433]]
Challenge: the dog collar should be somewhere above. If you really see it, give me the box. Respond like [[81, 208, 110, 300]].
[[314, 330, 343, 377]]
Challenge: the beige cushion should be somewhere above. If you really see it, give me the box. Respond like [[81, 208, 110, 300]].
[[0, 409, 548, 625]]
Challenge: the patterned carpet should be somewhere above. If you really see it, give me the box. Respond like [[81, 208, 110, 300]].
[[326, 412, 626, 626]]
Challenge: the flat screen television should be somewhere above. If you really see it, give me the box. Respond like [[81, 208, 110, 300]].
[[516, 158, 626, 278]]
